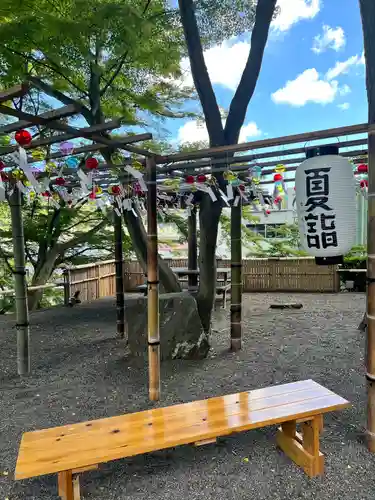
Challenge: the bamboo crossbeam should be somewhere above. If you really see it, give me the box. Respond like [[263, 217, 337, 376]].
[[0, 104, 80, 134], [0, 120, 121, 155], [160, 138, 368, 173], [0, 104, 153, 155], [0, 282, 64, 296], [159, 123, 369, 164], [0, 83, 29, 103]]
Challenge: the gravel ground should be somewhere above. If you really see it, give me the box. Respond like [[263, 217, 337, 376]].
[[0, 292, 373, 500]]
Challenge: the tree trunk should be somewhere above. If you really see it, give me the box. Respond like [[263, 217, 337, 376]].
[[9, 187, 30, 375], [359, 0, 375, 452], [122, 208, 181, 293], [28, 250, 59, 311]]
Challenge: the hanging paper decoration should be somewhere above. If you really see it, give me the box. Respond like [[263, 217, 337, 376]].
[[197, 174, 207, 183], [108, 184, 121, 196], [185, 175, 195, 184], [46, 161, 58, 173], [295, 145, 357, 257], [55, 177, 66, 186], [15, 129, 32, 146]]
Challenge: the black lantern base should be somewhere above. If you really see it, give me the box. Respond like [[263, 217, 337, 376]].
[[315, 256, 344, 266]]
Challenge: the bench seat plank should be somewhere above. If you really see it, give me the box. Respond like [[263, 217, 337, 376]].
[[15, 379, 349, 480]]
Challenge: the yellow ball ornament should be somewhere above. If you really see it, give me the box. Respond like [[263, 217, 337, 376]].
[[31, 148, 47, 161]]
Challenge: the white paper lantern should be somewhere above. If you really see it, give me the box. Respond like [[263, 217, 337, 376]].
[[295, 147, 357, 257]]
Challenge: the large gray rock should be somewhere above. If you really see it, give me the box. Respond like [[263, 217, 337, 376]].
[[124, 292, 210, 360]]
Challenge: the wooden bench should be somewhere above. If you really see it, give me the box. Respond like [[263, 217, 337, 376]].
[[15, 380, 349, 499], [215, 283, 231, 309]]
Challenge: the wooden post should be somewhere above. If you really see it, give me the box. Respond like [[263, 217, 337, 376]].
[[114, 209, 125, 339], [188, 206, 198, 289], [63, 269, 71, 306], [9, 186, 30, 375], [367, 129, 375, 451], [147, 156, 160, 401], [230, 198, 242, 351]]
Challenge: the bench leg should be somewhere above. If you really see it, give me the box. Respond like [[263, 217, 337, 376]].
[[276, 415, 324, 477], [58, 470, 81, 500]]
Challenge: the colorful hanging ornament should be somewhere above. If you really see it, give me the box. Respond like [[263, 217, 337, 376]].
[[274, 164, 286, 173], [357, 163, 368, 174], [55, 177, 66, 186], [108, 185, 121, 196], [60, 141, 74, 155], [66, 157, 79, 168], [46, 161, 58, 173], [0, 161, 6, 171], [31, 147, 47, 161], [85, 157, 99, 170], [186, 175, 195, 184], [274, 173, 283, 182], [360, 179, 368, 189], [197, 174, 207, 183], [15, 129, 32, 146]]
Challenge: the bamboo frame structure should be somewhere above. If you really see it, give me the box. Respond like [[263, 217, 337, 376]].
[[146, 156, 160, 401], [366, 130, 375, 451], [8, 186, 30, 375], [230, 198, 242, 351], [114, 210, 125, 339], [187, 207, 198, 289]]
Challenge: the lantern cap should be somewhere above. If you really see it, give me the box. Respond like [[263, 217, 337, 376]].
[[305, 145, 339, 159]]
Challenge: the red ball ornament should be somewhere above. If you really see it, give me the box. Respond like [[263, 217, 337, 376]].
[[266, 209, 271, 215], [0, 161, 6, 171], [197, 174, 207, 183], [15, 129, 32, 147], [85, 157, 99, 169], [274, 173, 283, 182], [274, 196, 282, 204], [55, 177, 66, 186], [357, 163, 368, 174], [42, 191, 51, 198], [186, 175, 195, 184], [239, 184, 245, 191], [360, 179, 368, 188], [112, 185, 121, 196], [1, 172, 9, 181]]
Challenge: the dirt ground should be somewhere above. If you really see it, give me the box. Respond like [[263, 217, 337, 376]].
[[0, 292, 373, 500]]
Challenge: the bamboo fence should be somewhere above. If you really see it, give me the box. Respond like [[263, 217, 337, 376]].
[[64, 257, 339, 302]]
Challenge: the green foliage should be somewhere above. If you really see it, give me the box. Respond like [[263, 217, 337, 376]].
[[342, 245, 367, 269], [0, 0, 195, 125]]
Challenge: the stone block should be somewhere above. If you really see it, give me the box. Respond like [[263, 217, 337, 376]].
[[124, 292, 210, 360]]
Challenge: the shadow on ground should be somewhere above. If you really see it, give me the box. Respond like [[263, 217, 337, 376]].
[[0, 293, 373, 500]]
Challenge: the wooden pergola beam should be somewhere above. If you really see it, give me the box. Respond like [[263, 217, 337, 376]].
[[0, 104, 153, 155], [0, 83, 29, 103], [160, 137, 368, 173], [0, 104, 80, 134], [159, 122, 369, 164], [0, 120, 121, 155]]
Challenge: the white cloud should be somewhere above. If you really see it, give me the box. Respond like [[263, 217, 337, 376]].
[[271, 68, 339, 106], [338, 84, 351, 96], [272, 0, 321, 32], [177, 119, 261, 144], [312, 25, 345, 54], [338, 102, 350, 110], [180, 38, 250, 91], [325, 53, 364, 80]]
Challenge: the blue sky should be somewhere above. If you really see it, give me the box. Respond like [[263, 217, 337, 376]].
[[164, 0, 367, 146]]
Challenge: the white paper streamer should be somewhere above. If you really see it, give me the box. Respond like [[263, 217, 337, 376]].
[[218, 189, 230, 206], [226, 183, 234, 200], [17, 147, 42, 193], [233, 195, 240, 207], [124, 165, 148, 192], [0, 176, 5, 201]]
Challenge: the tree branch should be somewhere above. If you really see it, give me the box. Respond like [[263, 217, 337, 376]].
[[28, 76, 92, 123], [178, 0, 224, 146], [100, 51, 129, 97], [57, 219, 108, 252], [224, 0, 277, 144], [0, 247, 14, 273]]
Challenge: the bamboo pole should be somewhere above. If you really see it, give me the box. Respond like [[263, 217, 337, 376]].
[[8, 186, 30, 375], [147, 156, 160, 401], [114, 209, 125, 338], [230, 197, 242, 351], [188, 206, 198, 289], [367, 130, 375, 451]]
